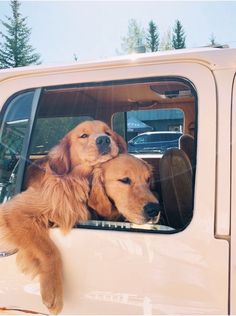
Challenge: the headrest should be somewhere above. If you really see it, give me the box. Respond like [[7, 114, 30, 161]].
[[159, 148, 193, 229], [179, 134, 195, 167]]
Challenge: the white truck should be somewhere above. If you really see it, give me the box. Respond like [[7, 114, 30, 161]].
[[0, 47, 235, 315]]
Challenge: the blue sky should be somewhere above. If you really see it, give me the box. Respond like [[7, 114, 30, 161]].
[[0, 1, 236, 65]]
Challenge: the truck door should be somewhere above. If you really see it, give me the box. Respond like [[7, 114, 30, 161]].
[[0, 60, 229, 315], [231, 72, 236, 315]]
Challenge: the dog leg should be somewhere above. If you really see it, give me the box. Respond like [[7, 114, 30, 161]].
[[16, 234, 64, 315], [0, 191, 64, 314], [40, 268, 63, 315], [38, 242, 63, 315]]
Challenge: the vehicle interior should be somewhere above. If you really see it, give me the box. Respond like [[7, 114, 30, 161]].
[[0, 77, 197, 233]]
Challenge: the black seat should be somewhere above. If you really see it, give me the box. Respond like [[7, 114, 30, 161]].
[[179, 134, 195, 168], [159, 148, 193, 229]]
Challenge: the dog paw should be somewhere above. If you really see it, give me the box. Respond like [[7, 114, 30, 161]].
[[41, 278, 63, 315]]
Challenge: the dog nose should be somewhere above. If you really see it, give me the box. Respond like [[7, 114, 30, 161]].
[[96, 136, 111, 154], [144, 202, 161, 219], [96, 135, 111, 145]]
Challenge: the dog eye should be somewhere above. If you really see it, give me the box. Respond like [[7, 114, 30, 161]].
[[80, 133, 89, 138], [146, 177, 151, 183], [105, 131, 111, 136], [118, 177, 132, 185]]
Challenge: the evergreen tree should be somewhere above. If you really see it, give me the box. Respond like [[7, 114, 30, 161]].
[[160, 29, 173, 51], [120, 19, 146, 54], [209, 33, 216, 46], [146, 20, 159, 52], [172, 20, 186, 49], [0, 0, 41, 68]]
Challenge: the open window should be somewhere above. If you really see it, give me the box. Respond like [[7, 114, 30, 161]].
[[0, 77, 197, 233]]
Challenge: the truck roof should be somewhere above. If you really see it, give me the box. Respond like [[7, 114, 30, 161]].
[[0, 47, 236, 82]]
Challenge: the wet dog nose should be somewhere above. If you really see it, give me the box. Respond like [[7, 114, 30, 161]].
[[144, 202, 161, 219], [96, 136, 111, 154], [96, 135, 111, 145]]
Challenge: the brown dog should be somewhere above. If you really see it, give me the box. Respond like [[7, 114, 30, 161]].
[[0, 120, 126, 314], [89, 154, 161, 224], [26, 120, 127, 187]]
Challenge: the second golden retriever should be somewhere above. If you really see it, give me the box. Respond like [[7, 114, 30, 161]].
[[89, 154, 161, 224]]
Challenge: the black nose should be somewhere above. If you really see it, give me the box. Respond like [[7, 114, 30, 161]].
[[143, 202, 161, 219], [96, 135, 111, 146], [96, 136, 111, 154]]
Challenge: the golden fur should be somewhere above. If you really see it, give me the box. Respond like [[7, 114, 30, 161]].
[[89, 154, 161, 225], [0, 120, 126, 314]]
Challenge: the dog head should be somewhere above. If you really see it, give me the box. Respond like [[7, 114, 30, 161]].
[[88, 154, 161, 225], [48, 120, 127, 175]]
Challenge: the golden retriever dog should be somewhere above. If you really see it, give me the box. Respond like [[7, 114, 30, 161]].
[[0, 120, 126, 315], [89, 154, 161, 224], [26, 120, 127, 187]]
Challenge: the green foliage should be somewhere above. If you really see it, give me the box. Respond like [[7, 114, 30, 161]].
[[120, 19, 146, 54], [120, 18, 188, 54], [172, 19, 186, 49], [146, 20, 159, 52], [0, 0, 41, 68], [160, 29, 173, 51]]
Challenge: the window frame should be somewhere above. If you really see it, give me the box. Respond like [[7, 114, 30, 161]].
[[0, 88, 41, 198], [0, 76, 198, 234]]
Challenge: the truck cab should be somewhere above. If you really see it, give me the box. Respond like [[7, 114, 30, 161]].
[[0, 47, 236, 315]]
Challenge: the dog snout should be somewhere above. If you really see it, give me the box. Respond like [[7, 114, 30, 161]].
[[144, 202, 161, 219], [96, 136, 111, 154]]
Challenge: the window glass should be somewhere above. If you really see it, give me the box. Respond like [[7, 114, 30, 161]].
[[30, 116, 93, 155], [0, 91, 35, 202], [133, 135, 149, 144], [123, 109, 184, 155]]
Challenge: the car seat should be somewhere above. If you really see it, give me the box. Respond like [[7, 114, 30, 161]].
[[159, 148, 193, 229], [179, 134, 195, 168]]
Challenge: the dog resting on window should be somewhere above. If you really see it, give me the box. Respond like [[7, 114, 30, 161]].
[[88, 154, 161, 224], [0, 120, 127, 315]]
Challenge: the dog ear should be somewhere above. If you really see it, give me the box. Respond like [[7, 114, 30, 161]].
[[142, 160, 156, 190], [48, 137, 71, 175], [88, 168, 112, 218], [112, 131, 127, 153]]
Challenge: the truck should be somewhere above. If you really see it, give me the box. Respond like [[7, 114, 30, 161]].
[[0, 47, 235, 315]]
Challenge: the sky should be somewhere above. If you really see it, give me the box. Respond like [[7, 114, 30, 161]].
[[0, 0, 236, 65]]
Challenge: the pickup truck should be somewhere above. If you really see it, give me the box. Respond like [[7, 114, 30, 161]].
[[0, 47, 235, 315]]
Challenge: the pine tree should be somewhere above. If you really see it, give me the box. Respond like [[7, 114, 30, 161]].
[[172, 20, 186, 49], [120, 19, 146, 54], [160, 29, 173, 51], [209, 33, 216, 46], [0, 0, 41, 68], [146, 20, 159, 52]]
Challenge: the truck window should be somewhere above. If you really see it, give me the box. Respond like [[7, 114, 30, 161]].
[[33, 78, 196, 232], [0, 91, 35, 202], [2, 77, 197, 233]]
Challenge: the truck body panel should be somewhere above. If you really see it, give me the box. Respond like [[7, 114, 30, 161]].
[[0, 48, 235, 314]]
